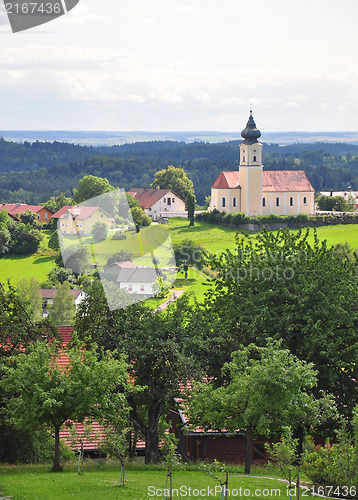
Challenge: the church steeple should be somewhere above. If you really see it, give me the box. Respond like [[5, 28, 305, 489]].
[[241, 110, 261, 145]]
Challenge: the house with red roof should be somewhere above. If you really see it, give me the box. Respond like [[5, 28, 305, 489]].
[[0, 203, 54, 223], [210, 112, 315, 216], [40, 288, 86, 318], [128, 188, 186, 220], [52, 205, 114, 235]]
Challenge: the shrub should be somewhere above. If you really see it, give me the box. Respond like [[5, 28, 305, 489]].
[[112, 231, 127, 240]]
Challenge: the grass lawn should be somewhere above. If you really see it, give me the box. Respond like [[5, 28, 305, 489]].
[[0, 462, 315, 500], [0, 230, 56, 287]]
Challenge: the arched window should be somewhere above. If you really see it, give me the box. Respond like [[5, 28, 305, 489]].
[[253, 155, 257, 162], [290, 197, 294, 206], [303, 196, 307, 205], [222, 197, 226, 208], [233, 197, 237, 207], [243, 156, 246, 162], [276, 197, 280, 207], [262, 197, 266, 207]]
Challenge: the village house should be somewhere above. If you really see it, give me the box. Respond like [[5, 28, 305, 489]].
[[210, 111, 315, 216], [52, 205, 114, 236], [128, 187, 186, 220], [0, 203, 54, 223], [40, 288, 86, 318], [102, 260, 160, 296], [319, 190, 358, 211]]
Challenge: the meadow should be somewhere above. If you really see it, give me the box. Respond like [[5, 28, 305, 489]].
[[0, 462, 315, 500], [0, 220, 357, 297]]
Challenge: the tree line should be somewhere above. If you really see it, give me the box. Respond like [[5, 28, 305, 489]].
[[1, 138, 358, 205]]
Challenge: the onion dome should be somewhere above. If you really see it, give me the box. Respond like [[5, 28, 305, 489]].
[[241, 110, 261, 145]]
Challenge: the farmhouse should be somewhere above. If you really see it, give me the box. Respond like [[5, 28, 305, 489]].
[[52, 205, 114, 235], [0, 203, 54, 222], [210, 111, 315, 216], [103, 261, 160, 296], [128, 187, 186, 220], [40, 288, 86, 318]]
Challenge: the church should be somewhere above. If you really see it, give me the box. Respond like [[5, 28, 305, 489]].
[[209, 112, 315, 216]]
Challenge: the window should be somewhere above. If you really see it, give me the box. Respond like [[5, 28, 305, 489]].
[[128, 286, 132, 291], [213, 197, 216, 207], [172, 198, 175, 203], [233, 197, 237, 207], [243, 156, 246, 162], [37, 214, 40, 220], [148, 207, 151, 211], [276, 197, 280, 207], [167, 198, 171, 206], [290, 197, 294, 206], [253, 155, 257, 162], [303, 196, 307, 205], [45, 213, 48, 220], [222, 197, 226, 208], [62, 223, 65, 227], [100, 214, 104, 218], [164, 198, 166, 203], [262, 197, 266, 207], [140, 285, 145, 291]]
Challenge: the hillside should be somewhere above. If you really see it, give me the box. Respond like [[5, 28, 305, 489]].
[[0, 138, 358, 205]]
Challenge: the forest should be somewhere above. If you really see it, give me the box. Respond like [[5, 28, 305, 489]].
[[0, 137, 358, 205]]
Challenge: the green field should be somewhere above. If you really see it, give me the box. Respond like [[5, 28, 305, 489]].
[[0, 221, 357, 293], [0, 462, 315, 500]]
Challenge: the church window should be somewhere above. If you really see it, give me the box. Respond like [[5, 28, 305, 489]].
[[253, 156, 257, 162], [213, 197, 216, 207], [243, 156, 246, 162], [290, 197, 294, 206], [276, 197, 280, 206], [262, 197, 266, 207], [303, 196, 307, 205], [233, 197, 237, 207], [222, 197, 226, 208]]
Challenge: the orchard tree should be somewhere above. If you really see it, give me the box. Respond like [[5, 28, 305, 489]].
[[150, 165, 195, 202], [189, 339, 336, 474], [91, 221, 108, 241], [17, 277, 42, 322], [1, 340, 129, 472], [72, 175, 114, 204], [200, 228, 358, 417], [172, 238, 205, 278], [75, 282, 199, 463]]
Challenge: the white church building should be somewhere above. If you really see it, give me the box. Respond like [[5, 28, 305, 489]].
[[210, 112, 315, 216]]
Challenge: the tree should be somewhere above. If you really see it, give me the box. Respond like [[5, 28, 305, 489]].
[[150, 165, 195, 202], [0, 340, 129, 472], [57, 244, 88, 275], [106, 250, 133, 266], [172, 238, 205, 278], [0, 227, 11, 256], [48, 282, 75, 326], [17, 277, 42, 322], [187, 192, 195, 227], [48, 229, 64, 252], [189, 339, 336, 474], [19, 210, 37, 226], [130, 206, 152, 227], [316, 194, 354, 212], [43, 267, 77, 287], [72, 175, 114, 204], [8, 221, 42, 255], [91, 221, 108, 241], [200, 228, 358, 417], [75, 283, 199, 463]]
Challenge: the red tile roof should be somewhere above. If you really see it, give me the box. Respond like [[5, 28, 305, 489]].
[[129, 188, 184, 209], [0, 203, 52, 215], [51, 206, 72, 219], [263, 170, 314, 192], [52, 206, 102, 220], [211, 171, 240, 189]]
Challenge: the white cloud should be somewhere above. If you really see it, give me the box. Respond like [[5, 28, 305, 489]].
[[177, 5, 203, 15], [60, 4, 107, 25]]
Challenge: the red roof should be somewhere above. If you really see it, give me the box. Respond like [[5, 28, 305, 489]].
[[211, 171, 240, 189], [263, 170, 314, 192], [128, 188, 184, 209], [105, 261, 137, 269], [0, 203, 52, 215], [51, 206, 73, 219]]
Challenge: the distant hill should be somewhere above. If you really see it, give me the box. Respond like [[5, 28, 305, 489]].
[[0, 137, 357, 206]]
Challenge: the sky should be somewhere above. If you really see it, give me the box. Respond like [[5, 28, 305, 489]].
[[0, 0, 358, 132]]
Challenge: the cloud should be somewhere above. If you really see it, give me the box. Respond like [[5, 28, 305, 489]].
[[177, 5, 203, 15], [60, 3, 107, 24]]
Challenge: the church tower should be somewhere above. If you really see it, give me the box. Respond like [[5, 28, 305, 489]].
[[239, 111, 263, 216]]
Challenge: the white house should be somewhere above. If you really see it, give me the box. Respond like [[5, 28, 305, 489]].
[[210, 111, 315, 216], [102, 261, 161, 296], [128, 188, 186, 220], [40, 289, 86, 318]]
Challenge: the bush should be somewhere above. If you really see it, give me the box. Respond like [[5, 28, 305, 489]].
[[91, 221, 108, 241], [112, 231, 127, 240]]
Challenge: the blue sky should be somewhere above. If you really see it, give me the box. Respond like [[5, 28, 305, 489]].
[[0, 0, 357, 131]]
